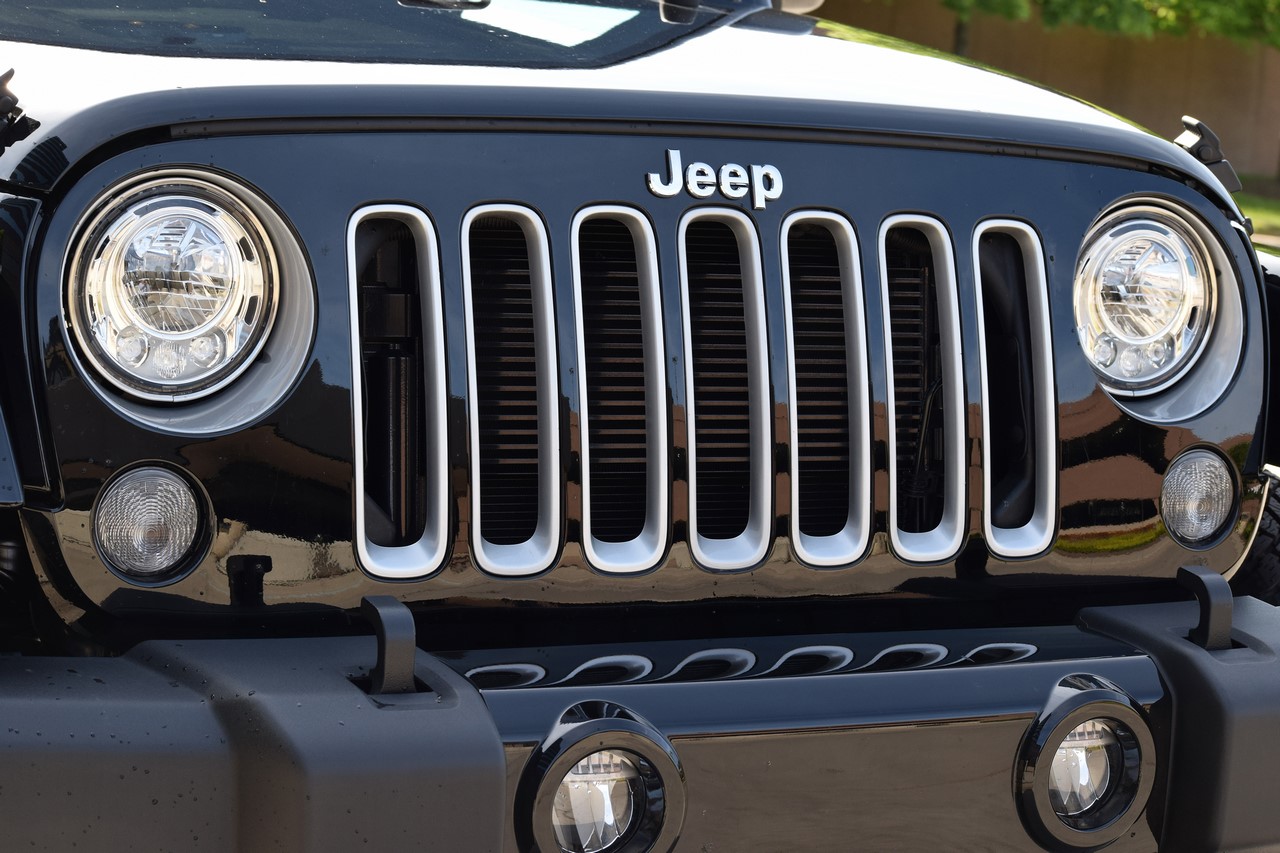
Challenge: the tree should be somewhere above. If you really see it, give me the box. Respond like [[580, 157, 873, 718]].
[[939, 0, 1280, 56]]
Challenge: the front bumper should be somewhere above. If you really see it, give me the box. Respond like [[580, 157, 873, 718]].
[[0, 587, 1278, 852]]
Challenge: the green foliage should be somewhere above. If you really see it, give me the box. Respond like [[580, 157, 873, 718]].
[[942, 0, 1280, 48], [941, 0, 1031, 22]]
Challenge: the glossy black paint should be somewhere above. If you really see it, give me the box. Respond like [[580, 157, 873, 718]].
[[484, 641, 1166, 852], [9, 105, 1265, 639]]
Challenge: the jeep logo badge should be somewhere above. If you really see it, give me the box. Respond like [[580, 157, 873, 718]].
[[646, 149, 783, 210]]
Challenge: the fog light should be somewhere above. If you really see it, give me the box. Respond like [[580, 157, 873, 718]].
[[1162, 449, 1234, 546], [94, 467, 203, 582], [1049, 719, 1120, 817], [518, 702, 685, 853], [551, 750, 642, 853]]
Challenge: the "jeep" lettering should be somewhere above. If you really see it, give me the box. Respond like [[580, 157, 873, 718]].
[[646, 149, 783, 210]]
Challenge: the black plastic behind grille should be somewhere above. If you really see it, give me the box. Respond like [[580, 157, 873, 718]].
[[886, 228, 945, 534], [356, 220, 425, 548], [686, 220, 751, 541], [470, 217, 540, 546], [579, 219, 647, 543], [788, 224, 850, 538]]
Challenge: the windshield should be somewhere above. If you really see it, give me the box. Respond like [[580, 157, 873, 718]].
[[1, 0, 734, 68]]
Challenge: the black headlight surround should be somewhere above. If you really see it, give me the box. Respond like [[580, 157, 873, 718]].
[[515, 701, 686, 853], [1015, 675, 1156, 852]]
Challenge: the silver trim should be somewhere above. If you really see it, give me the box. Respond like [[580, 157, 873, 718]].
[[464, 663, 546, 689], [571, 207, 669, 574], [781, 211, 871, 567], [957, 642, 1037, 665], [61, 168, 315, 435], [1224, 472, 1271, 582], [660, 648, 756, 681], [679, 208, 772, 571], [758, 645, 855, 676], [551, 654, 653, 686], [973, 220, 1058, 559], [347, 206, 449, 580], [462, 205, 561, 576], [878, 215, 966, 564], [853, 643, 949, 671]]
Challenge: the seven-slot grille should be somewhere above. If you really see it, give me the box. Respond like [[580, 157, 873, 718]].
[[349, 203, 1054, 578]]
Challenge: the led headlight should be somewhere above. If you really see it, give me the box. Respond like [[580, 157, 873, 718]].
[[67, 176, 279, 402], [1073, 205, 1216, 394]]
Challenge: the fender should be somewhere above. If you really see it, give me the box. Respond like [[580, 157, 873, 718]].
[[0, 403, 18, 507]]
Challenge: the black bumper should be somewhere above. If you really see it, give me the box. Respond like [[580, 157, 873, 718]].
[[0, 593, 1277, 852]]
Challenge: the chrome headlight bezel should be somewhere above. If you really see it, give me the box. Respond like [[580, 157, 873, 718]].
[[66, 174, 281, 403], [1073, 203, 1218, 396]]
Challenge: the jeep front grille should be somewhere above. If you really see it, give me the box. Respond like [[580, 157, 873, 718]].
[[348, 203, 1055, 578]]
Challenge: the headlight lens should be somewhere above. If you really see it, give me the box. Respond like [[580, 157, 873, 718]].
[[68, 177, 278, 401], [1073, 206, 1216, 394]]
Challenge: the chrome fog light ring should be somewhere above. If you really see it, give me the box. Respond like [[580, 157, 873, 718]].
[[1016, 675, 1155, 851], [517, 702, 685, 853], [91, 463, 212, 587]]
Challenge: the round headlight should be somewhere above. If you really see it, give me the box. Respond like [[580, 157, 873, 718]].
[[1073, 206, 1216, 394], [67, 177, 279, 402]]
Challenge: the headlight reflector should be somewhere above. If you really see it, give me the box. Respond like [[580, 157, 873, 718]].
[[1073, 207, 1215, 394], [68, 177, 278, 401]]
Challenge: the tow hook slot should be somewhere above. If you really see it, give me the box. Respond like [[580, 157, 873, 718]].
[[1178, 564, 1233, 651], [361, 595, 420, 695]]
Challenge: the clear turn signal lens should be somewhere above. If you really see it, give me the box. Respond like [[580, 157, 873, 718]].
[[93, 467, 202, 582], [1162, 449, 1234, 546]]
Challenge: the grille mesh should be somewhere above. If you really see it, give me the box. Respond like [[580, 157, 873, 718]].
[[686, 220, 751, 541], [886, 229, 945, 534], [579, 219, 648, 543], [788, 224, 850, 538], [469, 217, 540, 546]]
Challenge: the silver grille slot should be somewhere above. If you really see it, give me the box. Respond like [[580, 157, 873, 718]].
[[973, 221, 1057, 558], [347, 205, 448, 579], [462, 205, 561, 576], [782, 212, 870, 567], [679, 208, 772, 571], [572, 207, 668, 574], [878, 215, 966, 563]]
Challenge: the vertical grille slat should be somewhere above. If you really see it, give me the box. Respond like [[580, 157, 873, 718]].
[[783, 212, 870, 567], [348, 205, 448, 580], [573, 207, 668, 574], [974, 221, 1057, 558], [788, 223, 850, 539], [464, 206, 560, 575], [879, 217, 966, 564], [680, 209, 771, 571]]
